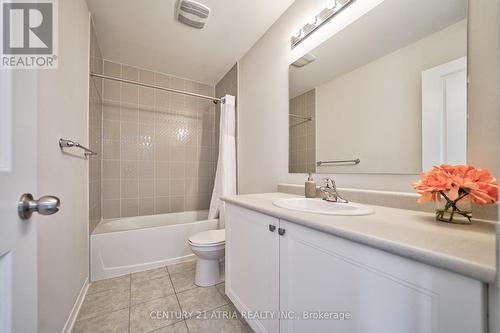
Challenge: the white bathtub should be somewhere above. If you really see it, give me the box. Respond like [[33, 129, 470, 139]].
[[91, 210, 218, 281]]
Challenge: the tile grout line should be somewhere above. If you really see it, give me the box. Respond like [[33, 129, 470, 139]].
[[128, 273, 132, 333], [128, 270, 174, 307], [77, 264, 250, 333], [166, 266, 191, 333]]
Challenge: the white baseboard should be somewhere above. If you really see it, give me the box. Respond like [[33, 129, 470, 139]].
[[61, 277, 89, 333]]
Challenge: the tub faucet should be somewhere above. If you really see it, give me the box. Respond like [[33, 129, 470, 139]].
[[319, 178, 348, 203]]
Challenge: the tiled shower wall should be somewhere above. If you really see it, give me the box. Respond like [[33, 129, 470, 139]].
[[89, 22, 103, 233], [100, 61, 217, 219], [289, 89, 316, 173]]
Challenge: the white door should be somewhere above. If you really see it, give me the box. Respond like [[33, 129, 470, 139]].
[[0, 70, 39, 332], [422, 57, 467, 171], [225, 204, 280, 333]]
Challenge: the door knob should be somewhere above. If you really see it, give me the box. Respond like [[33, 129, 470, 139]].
[[18, 193, 60, 219], [269, 224, 276, 232]]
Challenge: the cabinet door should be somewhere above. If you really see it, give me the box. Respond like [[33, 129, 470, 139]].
[[279, 220, 485, 333], [225, 204, 280, 333]]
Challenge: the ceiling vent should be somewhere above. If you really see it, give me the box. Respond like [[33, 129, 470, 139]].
[[291, 53, 316, 68], [175, 0, 210, 29]]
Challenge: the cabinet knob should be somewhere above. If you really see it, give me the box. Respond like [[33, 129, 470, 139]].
[[278, 228, 285, 236], [269, 224, 276, 232]]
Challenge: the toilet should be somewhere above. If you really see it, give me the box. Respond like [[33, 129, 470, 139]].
[[188, 229, 225, 286]]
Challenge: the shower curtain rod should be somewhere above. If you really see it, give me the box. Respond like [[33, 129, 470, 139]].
[[90, 72, 222, 104]]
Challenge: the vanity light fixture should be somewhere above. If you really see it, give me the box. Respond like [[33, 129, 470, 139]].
[[290, 0, 356, 49]]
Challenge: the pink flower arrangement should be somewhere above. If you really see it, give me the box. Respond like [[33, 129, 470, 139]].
[[413, 165, 499, 205]]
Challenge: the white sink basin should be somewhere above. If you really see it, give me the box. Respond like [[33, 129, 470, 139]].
[[273, 198, 374, 216]]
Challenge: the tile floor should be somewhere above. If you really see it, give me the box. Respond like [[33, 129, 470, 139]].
[[73, 260, 253, 333]]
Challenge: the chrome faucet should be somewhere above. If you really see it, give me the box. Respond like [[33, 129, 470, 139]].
[[319, 178, 348, 203]]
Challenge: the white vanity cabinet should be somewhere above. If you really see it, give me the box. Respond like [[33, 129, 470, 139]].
[[225, 204, 280, 333], [225, 204, 487, 333]]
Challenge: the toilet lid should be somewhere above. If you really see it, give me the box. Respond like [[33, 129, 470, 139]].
[[189, 229, 225, 246]]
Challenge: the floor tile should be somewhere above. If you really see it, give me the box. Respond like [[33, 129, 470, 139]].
[[78, 289, 130, 321], [170, 270, 198, 293], [73, 308, 129, 333], [131, 267, 169, 283], [177, 286, 228, 314], [151, 320, 189, 333], [130, 295, 182, 333], [87, 275, 130, 295], [185, 304, 252, 333], [166, 260, 196, 275], [131, 276, 175, 305]]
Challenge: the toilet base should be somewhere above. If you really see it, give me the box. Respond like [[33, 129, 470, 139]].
[[195, 258, 221, 286]]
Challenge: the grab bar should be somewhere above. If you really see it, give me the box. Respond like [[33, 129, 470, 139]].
[[59, 138, 97, 158], [317, 158, 360, 166]]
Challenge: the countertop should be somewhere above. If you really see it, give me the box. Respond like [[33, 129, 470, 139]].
[[221, 192, 497, 283]]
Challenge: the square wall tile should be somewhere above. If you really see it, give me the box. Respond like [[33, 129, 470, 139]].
[[155, 197, 170, 214], [139, 161, 155, 179], [92, 61, 220, 218], [102, 179, 120, 200], [103, 140, 121, 160], [139, 179, 154, 197], [103, 199, 120, 219], [103, 60, 121, 77], [122, 65, 139, 81], [121, 160, 138, 179], [121, 179, 139, 199], [103, 160, 120, 179], [103, 80, 120, 101], [139, 87, 154, 106], [122, 83, 139, 104], [121, 198, 139, 217], [139, 198, 155, 216], [139, 69, 155, 84], [121, 103, 139, 123]]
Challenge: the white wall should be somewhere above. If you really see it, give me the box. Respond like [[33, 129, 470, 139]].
[[36, 0, 90, 332], [468, 0, 499, 177], [238, 0, 499, 193], [238, 0, 418, 193], [316, 20, 466, 174]]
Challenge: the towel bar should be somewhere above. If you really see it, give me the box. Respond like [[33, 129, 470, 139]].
[[317, 158, 360, 166], [59, 138, 97, 158]]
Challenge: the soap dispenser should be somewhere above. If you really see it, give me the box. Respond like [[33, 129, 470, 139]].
[[305, 173, 317, 198]]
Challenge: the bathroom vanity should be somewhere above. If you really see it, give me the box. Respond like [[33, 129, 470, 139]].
[[221, 193, 496, 333]]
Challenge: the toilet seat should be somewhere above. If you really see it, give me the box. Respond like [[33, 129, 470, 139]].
[[188, 229, 225, 247]]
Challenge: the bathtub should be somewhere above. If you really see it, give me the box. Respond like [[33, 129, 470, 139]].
[[91, 210, 218, 281]]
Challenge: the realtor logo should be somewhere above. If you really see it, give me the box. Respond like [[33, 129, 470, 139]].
[[1, 0, 58, 68]]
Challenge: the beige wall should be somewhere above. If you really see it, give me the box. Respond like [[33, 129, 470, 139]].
[[100, 61, 217, 219], [215, 64, 238, 99], [468, 0, 499, 176], [238, 0, 498, 193], [89, 21, 103, 233], [289, 89, 315, 173], [36, 0, 90, 332], [316, 20, 466, 174]]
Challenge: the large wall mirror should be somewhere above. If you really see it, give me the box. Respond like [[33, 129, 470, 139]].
[[289, 0, 468, 174]]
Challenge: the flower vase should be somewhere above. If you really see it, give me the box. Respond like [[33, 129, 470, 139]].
[[435, 192, 472, 224]]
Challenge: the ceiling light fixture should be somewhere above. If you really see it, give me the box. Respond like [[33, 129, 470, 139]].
[[290, 0, 356, 49]]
